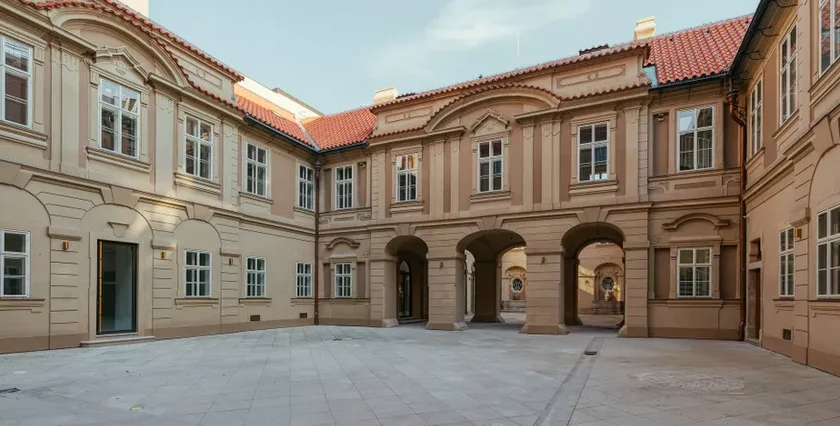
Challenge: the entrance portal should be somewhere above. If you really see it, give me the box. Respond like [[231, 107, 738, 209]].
[[398, 261, 413, 319], [97, 240, 137, 335], [385, 236, 429, 324], [458, 230, 527, 324]]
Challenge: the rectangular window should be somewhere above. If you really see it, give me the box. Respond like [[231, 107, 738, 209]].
[[184, 250, 211, 297], [245, 256, 266, 297], [297, 164, 314, 210], [677, 248, 712, 297], [780, 25, 798, 124], [335, 165, 353, 210], [677, 106, 714, 172], [335, 263, 352, 297], [577, 123, 609, 182], [296, 262, 312, 298], [817, 205, 840, 296], [1, 230, 29, 297], [819, 0, 840, 74], [749, 80, 763, 156], [245, 143, 268, 197], [779, 227, 795, 297], [1, 37, 31, 127], [185, 116, 213, 180], [477, 139, 503, 192], [395, 154, 418, 202], [99, 79, 140, 157]]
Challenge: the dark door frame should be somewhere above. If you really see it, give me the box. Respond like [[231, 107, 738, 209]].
[[97, 240, 138, 335]]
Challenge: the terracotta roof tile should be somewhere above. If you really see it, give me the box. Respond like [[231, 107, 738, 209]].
[[237, 96, 312, 146], [646, 15, 752, 85], [303, 108, 377, 150], [20, 0, 243, 81]]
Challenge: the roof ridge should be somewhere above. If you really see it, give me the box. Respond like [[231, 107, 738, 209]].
[[649, 14, 752, 41], [313, 105, 373, 119]]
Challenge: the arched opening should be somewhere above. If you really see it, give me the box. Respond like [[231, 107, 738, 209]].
[[458, 230, 527, 326], [385, 236, 429, 324], [561, 223, 625, 330]]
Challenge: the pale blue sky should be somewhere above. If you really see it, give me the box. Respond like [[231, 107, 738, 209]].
[[150, 0, 759, 114]]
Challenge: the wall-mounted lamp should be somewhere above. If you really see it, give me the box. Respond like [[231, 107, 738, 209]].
[[439, 261, 443, 268], [229, 258, 234, 265], [795, 228, 803, 238], [161, 251, 167, 260], [62, 241, 69, 251], [541, 256, 546, 264]]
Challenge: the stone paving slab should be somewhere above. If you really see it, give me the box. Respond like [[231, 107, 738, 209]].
[[0, 324, 838, 426]]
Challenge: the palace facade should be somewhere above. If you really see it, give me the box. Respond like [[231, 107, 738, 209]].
[[0, 0, 837, 377]]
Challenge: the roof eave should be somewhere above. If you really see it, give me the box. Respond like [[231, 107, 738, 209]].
[[729, 0, 772, 76], [319, 141, 368, 154], [244, 115, 317, 153]]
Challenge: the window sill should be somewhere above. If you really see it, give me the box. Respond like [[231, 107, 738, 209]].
[[86, 147, 151, 173], [291, 297, 314, 306], [569, 180, 617, 196], [470, 190, 511, 203], [239, 191, 272, 205], [0, 121, 47, 149], [0, 297, 44, 312], [773, 109, 799, 140], [390, 200, 424, 213], [321, 297, 370, 304], [294, 207, 315, 216], [745, 147, 765, 170], [174, 172, 221, 196], [174, 297, 219, 308], [811, 60, 840, 106], [239, 297, 271, 306]]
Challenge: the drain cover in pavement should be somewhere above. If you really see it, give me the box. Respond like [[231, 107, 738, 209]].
[[636, 372, 745, 392], [0, 388, 20, 394]]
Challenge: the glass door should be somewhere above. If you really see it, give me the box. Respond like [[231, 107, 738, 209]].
[[398, 261, 412, 319], [97, 241, 137, 334]]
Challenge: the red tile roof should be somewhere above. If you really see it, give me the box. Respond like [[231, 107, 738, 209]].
[[20, 0, 243, 81], [302, 108, 377, 150], [646, 15, 752, 85], [237, 96, 312, 146]]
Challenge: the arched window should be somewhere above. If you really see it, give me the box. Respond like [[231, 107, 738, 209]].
[[511, 277, 523, 292], [601, 276, 615, 292]]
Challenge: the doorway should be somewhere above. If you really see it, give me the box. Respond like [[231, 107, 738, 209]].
[[97, 240, 137, 335], [398, 261, 413, 319], [747, 269, 761, 340]]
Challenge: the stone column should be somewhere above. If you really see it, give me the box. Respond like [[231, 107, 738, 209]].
[[471, 260, 502, 322], [564, 257, 582, 325], [426, 254, 467, 331], [369, 256, 398, 327], [619, 245, 649, 337], [521, 249, 568, 335]]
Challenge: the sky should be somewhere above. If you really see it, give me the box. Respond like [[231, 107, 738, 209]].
[[150, 0, 759, 115]]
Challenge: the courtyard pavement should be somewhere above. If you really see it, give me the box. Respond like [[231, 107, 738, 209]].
[[1, 324, 839, 426]]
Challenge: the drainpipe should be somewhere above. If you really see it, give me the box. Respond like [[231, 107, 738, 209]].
[[313, 158, 322, 325], [726, 86, 748, 341]]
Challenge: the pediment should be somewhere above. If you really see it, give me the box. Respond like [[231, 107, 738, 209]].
[[93, 47, 150, 86], [470, 110, 510, 137]]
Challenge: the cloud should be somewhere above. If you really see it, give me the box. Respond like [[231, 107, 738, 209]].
[[371, 0, 592, 80]]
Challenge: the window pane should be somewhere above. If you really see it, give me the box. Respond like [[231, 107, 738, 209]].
[[678, 249, 693, 264], [819, 213, 828, 239], [4, 41, 29, 72], [819, 243, 828, 269], [493, 175, 502, 191], [479, 161, 489, 178], [679, 133, 695, 171], [787, 228, 794, 250], [492, 159, 502, 175], [186, 251, 196, 265], [821, 2, 832, 73], [696, 249, 710, 264], [101, 80, 119, 105], [199, 269, 209, 284], [407, 155, 416, 169], [594, 124, 607, 142], [832, 240, 840, 268], [3, 277, 25, 296], [199, 159, 210, 179], [818, 269, 828, 295], [200, 252, 210, 266], [186, 141, 196, 175], [697, 107, 713, 128], [101, 108, 116, 151], [121, 115, 137, 156], [678, 267, 694, 296], [3, 257, 25, 276], [4, 232, 26, 253], [678, 110, 695, 132], [4, 96, 27, 125], [200, 122, 212, 141], [789, 26, 797, 54], [835, 1, 840, 64], [5, 72, 27, 102], [121, 89, 138, 113], [579, 125, 593, 144], [479, 142, 489, 158], [479, 176, 489, 192], [492, 140, 502, 156], [832, 208, 840, 236], [186, 117, 198, 137]]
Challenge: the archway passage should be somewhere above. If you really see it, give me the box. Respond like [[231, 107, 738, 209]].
[[561, 223, 625, 329], [458, 230, 527, 324], [386, 236, 429, 324]]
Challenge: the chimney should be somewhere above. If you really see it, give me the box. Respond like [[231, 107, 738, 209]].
[[634, 16, 656, 41], [373, 87, 399, 105], [119, 0, 149, 17]]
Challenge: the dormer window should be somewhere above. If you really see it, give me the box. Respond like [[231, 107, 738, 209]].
[[100, 79, 139, 157]]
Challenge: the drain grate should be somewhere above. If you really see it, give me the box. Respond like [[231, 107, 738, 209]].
[[584, 350, 598, 356], [332, 338, 343, 341], [0, 388, 20, 394]]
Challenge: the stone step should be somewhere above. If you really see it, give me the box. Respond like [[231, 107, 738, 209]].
[[80, 335, 155, 348]]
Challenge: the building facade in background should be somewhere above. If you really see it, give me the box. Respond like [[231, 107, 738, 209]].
[[0, 0, 837, 377]]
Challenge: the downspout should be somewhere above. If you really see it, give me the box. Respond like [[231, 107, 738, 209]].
[[726, 86, 748, 341], [313, 158, 322, 325]]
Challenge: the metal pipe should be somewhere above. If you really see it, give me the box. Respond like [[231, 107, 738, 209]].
[[313, 158, 322, 325], [726, 86, 748, 341]]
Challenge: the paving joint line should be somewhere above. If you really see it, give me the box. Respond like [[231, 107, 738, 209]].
[[535, 337, 604, 426]]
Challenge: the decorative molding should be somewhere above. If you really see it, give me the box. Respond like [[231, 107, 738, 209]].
[[326, 236, 361, 250], [47, 226, 82, 241], [663, 213, 731, 231], [523, 125, 534, 141], [108, 221, 130, 238], [86, 147, 151, 174], [151, 239, 176, 251], [385, 107, 433, 123], [470, 110, 510, 136], [0, 123, 48, 150], [174, 172, 222, 196]]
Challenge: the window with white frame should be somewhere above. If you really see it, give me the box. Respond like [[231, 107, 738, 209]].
[[478, 139, 503, 192], [817, 205, 840, 296], [749, 80, 763, 156], [335, 263, 352, 297], [335, 165, 353, 209], [779, 227, 795, 297], [184, 250, 211, 297], [819, 0, 840, 74], [677, 106, 714, 172], [396, 154, 418, 202], [677, 248, 712, 297], [245, 143, 268, 197], [185, 116, 213, 180], [577, 122, 609, 182], [780, 25, 798, 124], [100, 79, 140, 157], [1, 36, 31, 127], [297, 164, 314, 210], [245, 256, 266, 297], [1, 230, 29, 297], [296, 262, 312, 297]]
